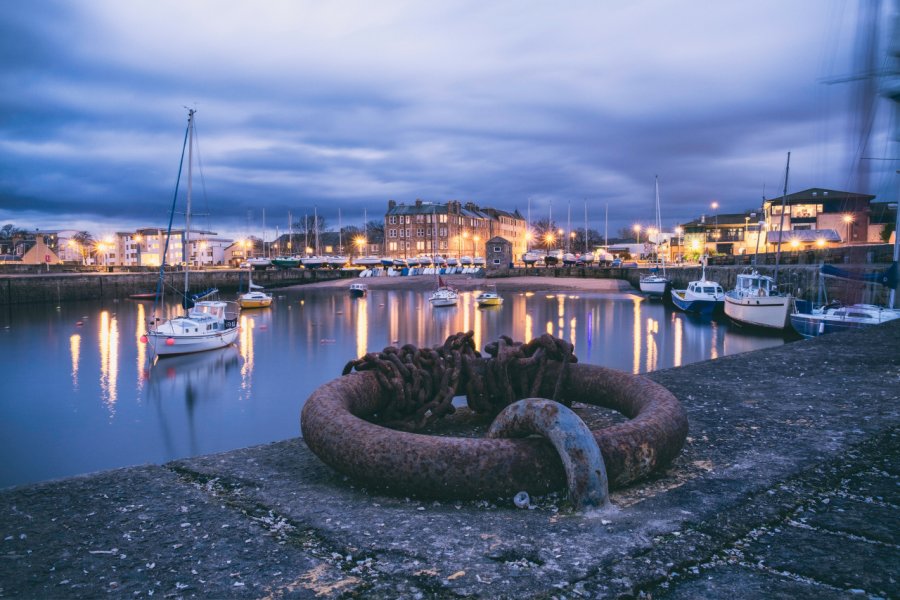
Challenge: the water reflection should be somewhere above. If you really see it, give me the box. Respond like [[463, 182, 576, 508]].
[[98, 310, 119, 415], [69, 333, 80, 389], [1, 286, 795, 489], [146, 347, 242, 458]]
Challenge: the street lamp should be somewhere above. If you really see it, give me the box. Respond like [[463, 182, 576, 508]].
[[544, 232, 555, 252], [842, 214, 854, 244], [473, 234, 480, 258], [354, 236, 366, 258], [633, 224, 642, 244]]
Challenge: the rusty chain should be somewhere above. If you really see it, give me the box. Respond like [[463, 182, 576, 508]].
[[342, 331, 577, 431]]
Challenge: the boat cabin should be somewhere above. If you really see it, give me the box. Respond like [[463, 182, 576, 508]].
[[735, 272, 775, 297], [688, 282, 724, 296]]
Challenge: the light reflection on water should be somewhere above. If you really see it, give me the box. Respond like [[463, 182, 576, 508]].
[[0, 285, 790, 488]]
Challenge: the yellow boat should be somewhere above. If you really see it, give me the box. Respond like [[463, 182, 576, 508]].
[[475, 287, 503, 307], [237, 268, 273, 309]]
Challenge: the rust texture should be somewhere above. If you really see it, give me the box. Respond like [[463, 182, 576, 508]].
[[488, 398, 610, 509], [301, 334, 688, 500]]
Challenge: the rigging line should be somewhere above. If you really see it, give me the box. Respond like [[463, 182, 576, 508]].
[[192, 119, 213, 236]]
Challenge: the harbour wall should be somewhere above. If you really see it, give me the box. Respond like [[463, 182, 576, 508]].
[[0, 268, 347, 306]]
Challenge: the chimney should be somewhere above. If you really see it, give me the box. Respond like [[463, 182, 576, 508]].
[[388, 200, 396, 209], [415, 199, 423, 208]]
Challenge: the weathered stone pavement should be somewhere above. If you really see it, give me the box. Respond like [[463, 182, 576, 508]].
[[1, 320, 898, 598]]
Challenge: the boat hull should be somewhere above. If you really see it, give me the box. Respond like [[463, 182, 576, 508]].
[[476, 298, 503, 307], [238, 297, 272, 308], [790, 304, 900, 338], [272, 258, 300, 269], [147, 328, 239, 356], [640, 277, 668, 298], [670, 291, 720, 315], [724, 294, 791, 329]]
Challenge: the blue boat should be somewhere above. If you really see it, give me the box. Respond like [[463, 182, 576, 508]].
[[670, 260, 724, 315]]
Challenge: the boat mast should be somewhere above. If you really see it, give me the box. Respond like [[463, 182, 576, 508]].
[[338, 208, 343, 255], [183, 108, 195, 300], [566, 201, 571, 253], [526, 197, 531, 252], [773, 152, 791, 285], [314, 206, 320, 255], [584, 200, 588, 254], [605, 203, 608, 250]]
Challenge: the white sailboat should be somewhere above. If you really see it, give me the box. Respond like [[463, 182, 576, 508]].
[[143, 110, 240, 357], [639, 176, 670, 298], [428, 205, 458, 307], [725, 153, 793, 329]]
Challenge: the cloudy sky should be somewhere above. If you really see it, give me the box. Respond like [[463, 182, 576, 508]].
[[1, 0, 895, 241]]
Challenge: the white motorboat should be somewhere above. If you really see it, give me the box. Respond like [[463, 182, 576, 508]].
[[349, 282, 368, 298], [790, 302, 900, 338], [353, 256, 382, 267], [144, 109, 240, 357]]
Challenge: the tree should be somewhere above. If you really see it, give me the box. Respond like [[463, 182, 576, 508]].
[[366, 220, 385, 243], [72, 231, 95, 265], [530, 218, 559, 250], [881, 223, 895, 243]]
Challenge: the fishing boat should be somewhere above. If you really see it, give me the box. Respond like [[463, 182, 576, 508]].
[[349, 282, 368, 298], [143, 109, 240, 357], [475, 286, 503, 307], [237, 267, 273, 309], [670, 258, 724, 315], [724, 153, 793, 330], [639, 176, 670, 298]]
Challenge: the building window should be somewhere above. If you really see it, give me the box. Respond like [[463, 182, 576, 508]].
[[416, 214, 424, 223], [405, 228, 410, 238], [389, 229, 397, 238], [416, 241, 425, 251], [493, 258, 501, 265], [388, 241, 397, 251], [439, 214, 447, 223], [493, 246, 501, 253], [439, 227, 448, 237], [417, 228, 425, 237], [389, 216, 397, 225]]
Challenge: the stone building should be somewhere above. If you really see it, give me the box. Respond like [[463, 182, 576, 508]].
[[485, 236, 513, 271], [383, 199, 526, 260]]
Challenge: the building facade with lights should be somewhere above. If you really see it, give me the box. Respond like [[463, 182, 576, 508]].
[[383, 199, 527, 260]]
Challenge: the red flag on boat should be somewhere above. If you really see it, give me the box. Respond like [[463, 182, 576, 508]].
[[438, 276, 446, 287]]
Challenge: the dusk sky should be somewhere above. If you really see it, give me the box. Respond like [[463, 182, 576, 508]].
[[1, 1, 896, 241]]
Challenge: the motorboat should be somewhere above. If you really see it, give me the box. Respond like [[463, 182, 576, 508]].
[[353, 256, 383, 267], [562, 253, 577, 266], [301, 255, 325, 269], [790, 302, 900, 338], [670, 258, 723, 315], [473, 256, 486, 267], [460, 256, 473, 266], [522, 251, 542, 266], [246, 257, 271, 270], [326, 255, 348, 269], [349, 282, 368, 298], [475, 287, 503, 307], [639, 270, 669, 298], [724, 270, 791, 330]]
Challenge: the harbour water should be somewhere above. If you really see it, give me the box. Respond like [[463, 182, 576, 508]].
[[0, 283, 792, 489]]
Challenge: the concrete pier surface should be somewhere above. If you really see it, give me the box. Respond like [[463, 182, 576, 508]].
[[2, 321, 898, 598]]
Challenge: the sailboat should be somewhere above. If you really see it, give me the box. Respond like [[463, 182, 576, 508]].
[[639, 176, 670, 298], [724, 153, 793, 329], [428, 206, 459, 307], [272, 212, 301, 269], [237, 265, 273, 308], [143, 110, 240, 357]]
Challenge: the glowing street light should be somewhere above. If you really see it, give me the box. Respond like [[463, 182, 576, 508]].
[[633, 224, 642, 244], [544, 232, 556, 251], [842, 213, 854, 244]]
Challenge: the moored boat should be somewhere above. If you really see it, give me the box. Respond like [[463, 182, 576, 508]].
[[271, 256, 300, 269], [475, 286, 503, 307], [790, 302, 900, 338], [349, 282, 368, 298], [724, 270, 791, 329], [670, 259, 724, 315], [144, 109, 240, 358]]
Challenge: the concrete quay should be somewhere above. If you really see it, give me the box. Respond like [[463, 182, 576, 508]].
[[1, 320, 898, 598]]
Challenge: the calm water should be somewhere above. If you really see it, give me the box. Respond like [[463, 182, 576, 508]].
[[0, 284, 791, 488]]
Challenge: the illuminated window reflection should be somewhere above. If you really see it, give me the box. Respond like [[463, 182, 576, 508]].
[[98, 311, 119, 415], [356, 297, 368, 359], [70, 333, 81, 390]]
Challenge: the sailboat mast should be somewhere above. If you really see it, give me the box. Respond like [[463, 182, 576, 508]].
[[183, 109, 195, 298], [567, 201, 571, 253], [338, 208, 343, 255], [605, 203, 608, 249], [527, 197, 531, 252], [314, 206, 319, 255], [773, 152, 791, 285], [584, 200, 588, 254]]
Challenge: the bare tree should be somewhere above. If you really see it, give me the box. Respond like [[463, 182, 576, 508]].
[[72, 231, 95, 265]]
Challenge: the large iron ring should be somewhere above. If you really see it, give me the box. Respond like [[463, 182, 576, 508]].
[[300, 361, 688, 499]]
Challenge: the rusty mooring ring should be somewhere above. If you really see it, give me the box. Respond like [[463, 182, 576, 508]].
[[301, 360, 688, 500]]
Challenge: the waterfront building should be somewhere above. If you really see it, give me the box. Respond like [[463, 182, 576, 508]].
[[383, 199, 526, 261], [118, 228, 231, 267]]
